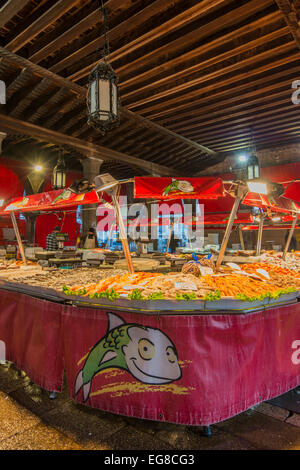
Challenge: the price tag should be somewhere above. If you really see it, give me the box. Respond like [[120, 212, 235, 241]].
[[175, 282, 197, 291], [226, 263, 241, 270], [256, 269, 270, 280], [199, 266, 213, 276]]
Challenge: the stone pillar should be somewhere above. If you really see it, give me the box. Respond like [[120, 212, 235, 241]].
[[80, 158, 103, 236], [0, 132, 7, 154]]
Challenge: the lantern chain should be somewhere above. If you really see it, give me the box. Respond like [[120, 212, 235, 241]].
[[98, 0, 111, 61]]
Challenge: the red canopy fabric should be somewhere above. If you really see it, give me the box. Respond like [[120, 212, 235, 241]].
[[242, 225, 299, 231], [243, 192, 300, 214], [282, 181, 300, 203], [134, 177, 224, 199], [0, 188, 101, 215]]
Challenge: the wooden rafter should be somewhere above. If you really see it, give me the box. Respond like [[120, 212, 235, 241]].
[[0, 113, 178, 176], [275, 0, 300, 50], [0, 46, 215, 158], [0, 0, 30, 28]]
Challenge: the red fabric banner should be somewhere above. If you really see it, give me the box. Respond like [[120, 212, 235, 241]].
[[62, 303, 300, 426], [0, 289, 64, 392], [134, 177, 224, 200]]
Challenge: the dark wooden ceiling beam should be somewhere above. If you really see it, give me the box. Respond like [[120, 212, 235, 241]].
[[165, 77, 297, 136], [204, 124, 300, 151], [127, 41, 295, 110], [121, 26, 290, 104], [118, 0, 278, 88], [0, 46, 214, 158], [32, 0, 179, 66], [144, 50, 299, 120], [30, 88, 72, 123], [5, 0, 82, 53], [0, 0, 31, 28], [158, 62, 300, 127], [184, 108, 300, 143], [275, 0, 300, 49], [6, 79, 41, 115], [120, 11, 283, 91], [21, 86, 60, 122], [61, 0, 226, 80], [38, 96, 78, 129], [173, 88, 292, 138], [188, 102, 300, 138], [178, 96, 293, 136], [0, 114, 177, 176]]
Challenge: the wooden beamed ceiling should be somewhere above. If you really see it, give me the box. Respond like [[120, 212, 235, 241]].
[[0, 0, 300, 179]]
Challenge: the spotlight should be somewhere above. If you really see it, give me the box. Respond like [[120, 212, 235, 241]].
[[238, 154, 247, 163]]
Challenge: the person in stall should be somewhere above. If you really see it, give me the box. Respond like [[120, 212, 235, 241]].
[[46, 226, 61, 251], [82, 227, 99, 250], [284, 230, 298, 252]]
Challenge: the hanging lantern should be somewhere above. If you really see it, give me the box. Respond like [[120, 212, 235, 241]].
[[53, 155, 66, 190], [87, 4, 119, 135], [87, 59, 119, 134], [247, 154, 260, 180]]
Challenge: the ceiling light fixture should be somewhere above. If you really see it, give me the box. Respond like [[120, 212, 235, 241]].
[[87, 0, 119, 135]]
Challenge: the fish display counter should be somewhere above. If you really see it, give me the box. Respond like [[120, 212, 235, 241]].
[[0, 270, 299, 428]]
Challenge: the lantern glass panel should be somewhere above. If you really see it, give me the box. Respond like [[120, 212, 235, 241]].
[[112, 83, 117, 117], [248, 166, 254, 180], [90, 80, 97, 114], [99, 79, 110, 120], [254, 165, 260, 179]]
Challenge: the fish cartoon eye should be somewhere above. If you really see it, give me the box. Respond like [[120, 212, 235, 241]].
[[166, 346, 177, 363], [138, 339, 155, 361]]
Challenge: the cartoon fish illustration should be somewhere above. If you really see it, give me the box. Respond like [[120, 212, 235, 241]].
[[74, 312, 182, 402]]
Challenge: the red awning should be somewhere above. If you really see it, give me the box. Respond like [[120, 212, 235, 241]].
[[134, 177, 224, 199], [282, 181, 300, 203], [242, 225, 299, 231], [242, 192, 300, 214], [0, 188, 101, 215]]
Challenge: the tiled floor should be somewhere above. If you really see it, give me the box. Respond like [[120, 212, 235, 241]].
[[0, 363, 299, 450]]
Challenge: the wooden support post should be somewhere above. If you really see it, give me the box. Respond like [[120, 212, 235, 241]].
[[111, 189, 134, 274], [256, 215, 264, 256], [10, 212, 27, 265], [216, 185, 245, 270], [238, 225, 245, 250], [283, 213, 299, 260]]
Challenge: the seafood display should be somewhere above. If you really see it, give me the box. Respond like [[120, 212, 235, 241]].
[[0, 267, 126, 290], [0, 259, 38, 270], [62, 269, 299, 302]]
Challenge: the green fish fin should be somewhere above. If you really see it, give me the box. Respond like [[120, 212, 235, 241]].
[[99, 350, 118, 366], [107, 312, 125, 333]]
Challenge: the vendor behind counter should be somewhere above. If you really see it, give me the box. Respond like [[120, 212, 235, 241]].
[[82, 227, 98, 250], [46, 226, 61, 251]]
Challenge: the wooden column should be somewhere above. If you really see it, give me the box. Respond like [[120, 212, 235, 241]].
[[283, 213, 299, 259], [216, 185, 245, 270], [10, 212, 26, 264], [256, 215, 264, 256], [111, 188, 134, 274]]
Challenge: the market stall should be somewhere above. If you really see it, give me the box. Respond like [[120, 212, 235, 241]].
[[0, 176, 299, 430]]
